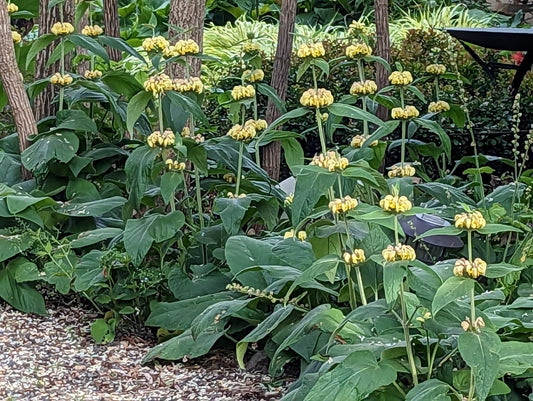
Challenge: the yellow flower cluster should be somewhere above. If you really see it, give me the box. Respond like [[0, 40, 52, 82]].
[[245, 119, 267, 132], [284, 229, 307, 241], [242, 69, 264, 83], [379, 194, 412, 213], [7, 3, 18, 13], [348, 21, 371, 36], [297, 42, 325, 58], [51, 22, 75, 36], [382, 244, 416, 262], [426, 64, 446, 75], [388, 164, 416, 178], [84, 70, 102, 80], [310, 151, 349, 172], [428, 100, 450, 113], [300, 88, 334, 108], [227, 192, 247, 199], [454, 211, 486, 230], [227, 123, 256, 142], [461, 316, 485, 332], [351, 134, 378, 148], [147, 129, 175, 148], [329, 195, 358, 214], [223, 173, 236, 183], [389, 71, 413, 86], [172, 77, 203, 94], [343, 249, 365, 265], [181, 127, 204, 143], [243, 42, 260, 53], [284, 193, 294, 206], [164, 39, 200, 57], [345, 43, 372, 59], [142, 36, 169, 52], [350, 80, 378, 96], [144, 74, 173, 96], [81, 25, 103, 37], [12, 31, 21, 44], [231, 85, 256, 101], [453, 258, 487, 279], [165, 159, 186, 171], [50, 72, 73, 86], [391, 105, 419, 120]]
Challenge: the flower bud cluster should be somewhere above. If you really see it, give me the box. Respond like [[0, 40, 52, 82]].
[[50, 73, 73, 86], [144, 74, 173, 96], [428, 100, 450, 113], [379, 194, 412, 213], [242, 69, 264, 83], [453, 258, 487, 279], [172, 77, 203, 94], [284, 193, 294, 206], [181, 127, 204, 143], [163, 39, 200, 57], [7, 3, 18, 13], [382, 243, 416, 262], [329, 195, 358, 214], [84, 70, 102, 80], [345, 43, 372, 59], [165, 159, 186, 171], [147, 129, 175, 148], [343, 249, 366, 265], [309, 151, 349, 172], [231, 85, 256, 101], [12, 31, 21, 44], [461, 316, 485, 333], [226, 283, 281, 304], [227, 123, 256, 142], [350, 80, 378, 96], [391, 105, 419, 120], [300, 88, 334, 108], [223, 173, 236, 183], [81, 25, 103, 37], [350, 134, 378, 148], [297, 42, 325, 58], [227, 192, 247, 199], [388, 164, 416, 178], [348, 21, 371, 37], [389, 71, 413, 86], [243, 42, 260, 53], [51, 22, 74, 36], [284, 229, 307, 241], [142, 36, 169, 52], [454, 211, 486, 230], [426, 64, 446, 75]]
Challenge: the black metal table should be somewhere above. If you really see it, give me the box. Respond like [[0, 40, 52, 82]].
[[446, 27, 533, 95]]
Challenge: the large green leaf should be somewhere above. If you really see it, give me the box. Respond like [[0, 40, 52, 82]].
[[383, 262, 406, 305], [5, 194, 55, 214], [417, 182, 475, 206], [21, 131, 79, 171], [160, 171, 184, 205], [0, 232, 33, 263], [70, 228, 122, 249], [263, 107, 309, 132], [328, 103, 384, 127], [477, 224, 522, 235], [124, 145, 159, 210], [414, 118, 451, 159], [432, 276, 474, 317], [272, 239, 316, 271], [126, 91, 152, 134], [123, 211, 185, 266], [26, 33, 55, 69], [458, 330, 501, 401], [405, 379, 451, 401], [167, 266, 230, 300], [98, 35, 145, 62], [166, 91, 208, 124], [497, 341, 533, 376], [256, 83, 286, 113], [0, 267, 47, 315], [190, 298, 252, 338], [303, 350, 397, 401], [7, 257, 40, 283], [56, 196, 127, 217], [67, 33, 109, 62], [73, 250, 105, 291], [285, 255, 339, 300], [214, 196, 252, 235], [55, 109, 97, 133]]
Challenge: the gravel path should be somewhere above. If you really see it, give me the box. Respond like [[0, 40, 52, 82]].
[[0, 302, 284, 401]]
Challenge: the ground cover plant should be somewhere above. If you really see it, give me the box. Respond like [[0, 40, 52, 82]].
[[0, 0, 532, 400]]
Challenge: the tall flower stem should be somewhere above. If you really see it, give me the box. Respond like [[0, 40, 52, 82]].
[[346, 265, 356, 309], [400, 88, 406, 168], [59, 39, 65, 111], [315, 107, 327, 154], [235, 141, 244, 196], [354, 266, 367, 305], [357, 60, 368, 136], [467, 229, 476, 401], [343, 216, 366, 306], [400, 281, 419, 386], [394, 214, 400, 245]]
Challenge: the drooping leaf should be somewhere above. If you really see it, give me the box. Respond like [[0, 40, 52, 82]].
[[126, 91, 152, 134], [124, 145, 159, 210], [56, 196, 127, 217], [21, 132, 80, 171], [214, 196, 252, 236], [432, 276, 474, 317], [383, 262, 406, 305], [405, 379, 451, 401], [67, 33, 109, 62], [190, 298, 253, 338], [328, 103, 384, 127], [0, 267, 47, 315], [160, 171, 184, 205]]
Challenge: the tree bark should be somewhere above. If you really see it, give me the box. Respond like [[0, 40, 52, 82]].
[[168, 0, 206, 77], [34, 0, 74, 122], [103, 0, 121, 61], [76, 12, 89, 75], [261, 0, 297, 181], [0, 0, 37, 179], [375, 0, 391, 121]]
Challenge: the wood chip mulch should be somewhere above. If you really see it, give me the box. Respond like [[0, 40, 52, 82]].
[[0, 302, 285, 401]]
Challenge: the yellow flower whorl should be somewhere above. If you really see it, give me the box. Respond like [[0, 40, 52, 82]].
[[454, 258, 487, 279], [343, 249, 366, 265], [142, 36, 169, 52], [428, 100, 450, 113], [300, 88, 334, 108], [454, 211, 486, 230], [147, 129, 175, 148], [81, 25, 103, 37], [172, 77, 203, 94], [389, 70, 413, 86], [426, 64, 446, 75], [329, 195, 358, 214], [84, 70, 102, 80], [350, 80, 378, 96], [242, 69, 265, 83], [165, 159, 186, 171], [297, 42, 325, 58], [7, 3, 18, 13], [50, 72, 73, 86], [11, 31, 21, 44], [231, 85, 256, 101], [346, 43, 372, 59], [143, 74, 173, 96], [382, 243, 416, 262], [350, 134, 378, 148], [379, 194, 412, 213], [227, 123, 256, 142], [391, 105, 419, 120], [310, 151, 349, 172], [51, 22, 74, 36], [388, 164, 416, 178]]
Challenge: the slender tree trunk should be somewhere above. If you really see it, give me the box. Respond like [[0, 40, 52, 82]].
[[103, 0, 121, 61], [76, 12, 89, 75], [262, 0, 297, 181], [168, 0, 206, 77], [34, 0, 74, 122], [375, 0, 391, 121], [0, 0, 37, 179]]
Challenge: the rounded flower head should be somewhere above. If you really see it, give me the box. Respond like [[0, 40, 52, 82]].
[[50, 72, 73, 86], [147, 129, 175, 148], [245, 119, 268, 132], [388, 164, 416, 178], [454, 211, 486, 230], [310, 151, 349, 172], [350, 80, 377, 96], [297, 42, 325, 59], [142, 36, 169, 52], [7, 3, 18, 13], [389, 71, 413, 86], [454, 258, 487, 279], [351, 134, 378, 148], [143, 74, 173, 96], [243, 42, 260, 53], [227, 123, 256, 142], [428, 100, 450, 114], [242, 69, 264, 83], [426, 64, 446, 75], [284, 193, 294, 206], [300, 88, 334, 108], [172, 77, 203, 94], [284, 229, 307, 241], [382, 245, 397, 262], [329, 195, 358, 214], [172, 39, 200, 56], [11, 31, 21, 44], [165, 159, 186, 171], [343, 249, 366, 265], [379, 194, 412, 214], [231, 85, 256, 101], [391, 105, 419, 120], [51, 22, 74, 36], [84, 70, 102, 80], [228, 192, 247, 199], [81, 25, 103, 37], [348, 21, 371, 37], [345, 43, 372, 59], [382, 243, 416, 262]]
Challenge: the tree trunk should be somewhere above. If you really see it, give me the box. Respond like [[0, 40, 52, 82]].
[[34, 0, 74, 122], [375, 0, 391, 121], [103, 0, 121, 61], [168, 0, 206, 77], [261, 0, 297, 181], [76, 12, 89, 75], [0, 0, 37, 179]]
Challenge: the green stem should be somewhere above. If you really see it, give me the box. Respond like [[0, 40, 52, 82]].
[[316, 107, 327, 154], [400, 281, 419, 386], [312, 65, 318, 90], [392, 381, 406, 397], [357, 60, 369, 136], [195, 166, 206, 264], [59, 39, 65, 111], [337, 175, 343, 198], [400, 88, 406, 168], [346, 265, 357, 309], [427, 339, 439, 380], [354, 265, 367, 305], [394, 214, 400, 245], [158, 95, 164, 133], [236, 141, 244, 196], [467, 230, 473, 262], [434, 77, 440, 102]]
